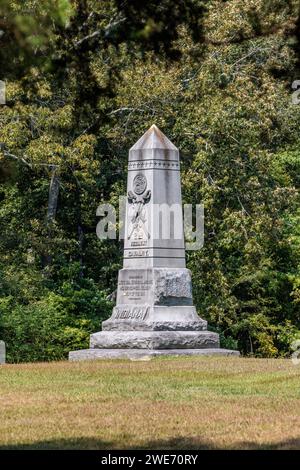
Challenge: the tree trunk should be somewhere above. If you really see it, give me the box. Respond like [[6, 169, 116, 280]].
[[78, 222, 84, 278], [47, 167, 60, 224], [43, 166, 60, 269]]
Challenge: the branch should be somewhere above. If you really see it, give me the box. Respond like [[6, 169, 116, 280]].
[[74, 30, 102, 49], [2, 151, 32, 169], [104, 15, 126, 38], [237, 194, 251, 217], [74, 15, 126, 49], [108, 106, 145, 116], [231, 47, 262, 67], [3, 150, 59, 169]]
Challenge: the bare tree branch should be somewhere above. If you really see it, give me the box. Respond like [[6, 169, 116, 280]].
[[3, 151, 32, 169], [74, 30, 102, 49]]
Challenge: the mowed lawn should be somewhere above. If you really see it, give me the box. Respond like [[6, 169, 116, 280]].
[[0, 357, 299, 450]]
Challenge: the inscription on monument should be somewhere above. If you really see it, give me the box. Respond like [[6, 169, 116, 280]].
[[118, 274, 152, 301], [130, 240, 147, 247], [113, 306, 149, 321], [127, 250, 149, 258]]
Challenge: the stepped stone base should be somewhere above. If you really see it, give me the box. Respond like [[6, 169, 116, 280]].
[[69, 348, 240, 361], [69, 329, 240, 361], [90, 330, 219, 349]]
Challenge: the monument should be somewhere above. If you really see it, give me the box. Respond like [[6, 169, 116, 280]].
[[0, 341, 5, 364], [69, 125, 239, 360]]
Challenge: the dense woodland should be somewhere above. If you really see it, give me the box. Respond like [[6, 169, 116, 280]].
[[0, 0, 300, 361]]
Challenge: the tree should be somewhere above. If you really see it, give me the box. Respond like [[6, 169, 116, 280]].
[[0, 0, 300, 360]]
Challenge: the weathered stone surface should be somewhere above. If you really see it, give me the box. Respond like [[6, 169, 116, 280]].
[[102, 319, 207, 331], [90, 330, 219, 350], [102, 305, 207, 331], [114, 268, 193, 307], [153, 268, 193, 305], [69, 348, 240, 361], [0, 340, 5, 364]]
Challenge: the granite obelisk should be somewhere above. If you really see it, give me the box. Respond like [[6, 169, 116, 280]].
[[69, 125, 239, 359]]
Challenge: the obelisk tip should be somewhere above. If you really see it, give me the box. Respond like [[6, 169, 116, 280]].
[[130, 125, 178, 151]]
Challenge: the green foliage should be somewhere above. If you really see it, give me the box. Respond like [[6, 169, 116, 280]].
[[0, 295, 88, 362], [0, 0, 300, 360], [0, 271, 112, 362], [276, 321, 300, 356], [209, 326, 238, 351]]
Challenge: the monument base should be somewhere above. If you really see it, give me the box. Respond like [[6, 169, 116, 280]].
[[102, 305, 208, 331], [69, 348, 240, 361], [90, 330, 219, 349], [69, 320, 240, 361]]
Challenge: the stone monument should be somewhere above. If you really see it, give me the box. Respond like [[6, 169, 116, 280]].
[[69, 125, 239, 360], [0, 341, 5, 364]]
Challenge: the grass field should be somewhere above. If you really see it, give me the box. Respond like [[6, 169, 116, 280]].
[[0, 357, 299, 450]]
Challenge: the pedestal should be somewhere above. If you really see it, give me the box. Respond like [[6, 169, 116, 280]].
[[69, 267, 239, 360]]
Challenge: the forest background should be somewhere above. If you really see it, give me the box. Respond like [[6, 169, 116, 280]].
[[0, 0, 300, 362]]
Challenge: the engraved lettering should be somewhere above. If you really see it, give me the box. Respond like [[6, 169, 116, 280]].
[[113, 306, 149, 320]]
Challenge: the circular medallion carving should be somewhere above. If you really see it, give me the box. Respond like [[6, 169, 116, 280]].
[[133, 173, 147, 195]]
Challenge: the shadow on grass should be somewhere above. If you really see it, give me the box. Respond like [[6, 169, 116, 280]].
[[0, 436, 299, 450]]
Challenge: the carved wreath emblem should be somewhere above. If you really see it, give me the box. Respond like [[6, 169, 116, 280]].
[[127, 173, 151, 239], [133, 173, 147, 195]]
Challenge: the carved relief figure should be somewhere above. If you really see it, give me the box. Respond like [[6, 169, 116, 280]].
[[127, 174, 151, 240]]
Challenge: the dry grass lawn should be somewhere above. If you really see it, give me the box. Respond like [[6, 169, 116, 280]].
[[0, 357, 299, 450]]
